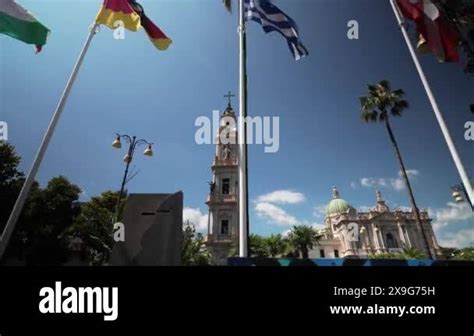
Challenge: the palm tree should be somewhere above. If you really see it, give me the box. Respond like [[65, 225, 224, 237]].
[[249, 234, 269, 257], [288, 225, 320, 259], [397, 246, 427, 260], [359, 80, 432, 259], [266, 234, 287, 258]]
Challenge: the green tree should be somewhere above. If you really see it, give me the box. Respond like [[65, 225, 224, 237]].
[[368, 252, 398, 259], [360, 80, 431, 258], [288, 225, 320, 259], [397, 246, 427, 260], [368, 246, 427, 260], [451, 246, 474, 261], [249, 234, 269, 257], [1, 142, 87, 265], [439, 246, 458, 259], [182, 222, 213, 266], [11, 176, 81, 265], [66, 191, 122, 265], [0, 141, 24, 233], [266, 234, 287, 258]]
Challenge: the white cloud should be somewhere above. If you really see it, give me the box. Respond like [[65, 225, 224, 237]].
[[390, 178, 405, 191], [312, 205, 326, 218], [438, 228, 474, 248], [256, 190, 305, 204], [402, 169, 419, 178], [361, 177, 389, 188], [183, 207, 208, 231], [281, 229, 291, 238], [430, 202, 474, 248], [431, 202, 474, 231], [255, 202, 299, 226], [395, 206, 413, 212], [309, 223, 326, 231], [255, 190, 325, 229], [360, 170, 420, 192], [360, 177, 375, 188]]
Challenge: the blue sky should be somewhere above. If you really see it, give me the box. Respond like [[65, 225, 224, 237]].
[[1, 0, 473, 247]]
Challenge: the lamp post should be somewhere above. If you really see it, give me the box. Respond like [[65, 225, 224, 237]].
[[452, 183, 474, 211], [112, 133, 154, 221]]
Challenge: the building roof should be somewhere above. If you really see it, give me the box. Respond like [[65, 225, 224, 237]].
[[326, 186, 354, 216]]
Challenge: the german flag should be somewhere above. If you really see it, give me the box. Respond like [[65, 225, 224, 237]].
[[96, 0, 141, 32], [95, 0, 172, 51], [130, 1, 172, 51]]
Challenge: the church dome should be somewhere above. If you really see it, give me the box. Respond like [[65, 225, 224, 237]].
[[326, 187, 354, 216]]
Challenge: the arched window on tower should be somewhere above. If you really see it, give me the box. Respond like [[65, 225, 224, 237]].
[[220, 219, 229, 235], [222, 178, 230, 195], [386, 233, 398, 249]]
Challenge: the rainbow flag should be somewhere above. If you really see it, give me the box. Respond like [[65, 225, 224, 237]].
[[95, 0, 171, 51], [0, 0, 49, 52]]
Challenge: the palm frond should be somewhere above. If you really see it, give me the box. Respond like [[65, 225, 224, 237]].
[[368, 84, 378, 96], [396, 99, 409, 109], [390, 100, 408, 117], [392, 89, 405, 97], [391, 106, 402, 117], [360, 80, 409, 122], [362, 110, 378, 123], [223, 0, 232, 12], [359, 96, 368, 106], [379, 80, 391, 92]]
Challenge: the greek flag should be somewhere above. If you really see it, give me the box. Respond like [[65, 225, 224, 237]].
[[244, 0, 308, 60]]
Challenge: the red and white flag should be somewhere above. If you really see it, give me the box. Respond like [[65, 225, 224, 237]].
[[397, 0, 460, 62]]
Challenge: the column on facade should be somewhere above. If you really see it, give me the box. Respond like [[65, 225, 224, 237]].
[[364, 223, 374, 254], [403, 222, 413, 248], [377, 227, 386, 252], [208, 210, 213, 235], [397, 222, 406, 247], [371, 223, 381, 251]]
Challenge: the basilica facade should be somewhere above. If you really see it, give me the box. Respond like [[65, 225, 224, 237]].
[[204, 102, 441, 262], [309, 187, 441, 259]]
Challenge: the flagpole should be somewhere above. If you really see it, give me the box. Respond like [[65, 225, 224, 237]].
[[0, 23, 100, 260], [238, 0, 249, 258], [390, 0, 474, 209]]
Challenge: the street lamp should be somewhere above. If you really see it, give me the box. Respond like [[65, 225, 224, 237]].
[[112, 133, 154, 221], [451, 183, 474, 211]]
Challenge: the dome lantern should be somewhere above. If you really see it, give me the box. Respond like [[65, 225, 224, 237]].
[[326, 186, 354, 216]]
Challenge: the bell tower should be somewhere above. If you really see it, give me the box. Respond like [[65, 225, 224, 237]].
[[205, 92, 239, 264]]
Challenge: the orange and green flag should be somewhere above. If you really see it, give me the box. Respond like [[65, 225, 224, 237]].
[[95, 0, 171, 51]]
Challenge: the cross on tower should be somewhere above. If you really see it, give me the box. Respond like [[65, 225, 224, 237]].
[[224, 91, 235, 109]]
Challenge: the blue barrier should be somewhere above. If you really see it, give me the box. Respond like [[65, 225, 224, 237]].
[[226, 258, 473, 266]]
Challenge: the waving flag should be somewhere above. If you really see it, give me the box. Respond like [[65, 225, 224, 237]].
[[0, 0, 49, 52], [396, 0, 460, 62], [244, 0, 308, 60], [96, 0, 141, 31], [95, 0, 171, 51], [129, 1, 172, 51]]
